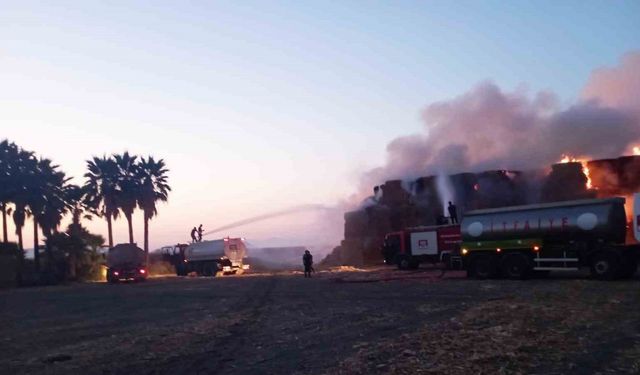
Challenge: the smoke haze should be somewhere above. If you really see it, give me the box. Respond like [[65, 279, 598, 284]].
[[361, 51, 640, 190], [206, 51, 640, 256]]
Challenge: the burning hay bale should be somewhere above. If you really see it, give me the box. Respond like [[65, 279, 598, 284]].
[[326, 155, 640, 266]]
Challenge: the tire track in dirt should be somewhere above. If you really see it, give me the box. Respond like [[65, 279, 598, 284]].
[[158, 276, 278, 374]]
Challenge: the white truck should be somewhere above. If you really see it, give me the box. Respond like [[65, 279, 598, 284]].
[[163, 237, 250, 276]]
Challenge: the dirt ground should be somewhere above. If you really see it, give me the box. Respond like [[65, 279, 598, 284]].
[[1, 268, 640, 375]]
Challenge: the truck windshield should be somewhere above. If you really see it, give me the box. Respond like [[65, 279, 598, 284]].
[[385, 235, 401, 250]]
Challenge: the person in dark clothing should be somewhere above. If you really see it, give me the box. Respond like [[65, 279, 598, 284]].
[[197, 224, 203, 242], [448, 201, 458, 224], [302, 250, 314, 278], [190, 227, 198, 243]]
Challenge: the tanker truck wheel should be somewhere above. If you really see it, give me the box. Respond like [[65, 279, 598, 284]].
[[468, 254, 497, 279], [618, 254, 637, 279], [202, 263, 216, 277], [590, 251, 621, 280], [396, 255, 411, 270], [500, 253, 532, 280]]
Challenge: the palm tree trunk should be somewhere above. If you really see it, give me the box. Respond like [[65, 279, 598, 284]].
[[17, 226, 23, 252], [107, 215, 113, 248], [144, 213, 149, 263], [44, 229, 53, 273], [1, 204, 7, 243], [127, 214, 134, 244], [33, 219, 39, 272]]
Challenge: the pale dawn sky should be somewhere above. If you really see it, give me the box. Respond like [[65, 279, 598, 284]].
[[1, 1, 639, 250]]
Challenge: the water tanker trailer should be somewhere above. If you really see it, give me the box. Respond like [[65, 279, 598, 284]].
[[162, 237, 249, 276], [461, 194, 640, 280]]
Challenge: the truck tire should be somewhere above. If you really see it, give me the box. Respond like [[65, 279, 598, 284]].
[[590, 251, 621, 280], [396, 255, 411, 270], [618, 254, 637, 279], [202, 263, 216, 277], [175, 264, 185, 276], [442, 253, 452, 269], [500, 252, 531, 280], [468, 254, 498, 279], [409, 259, 420, 270]]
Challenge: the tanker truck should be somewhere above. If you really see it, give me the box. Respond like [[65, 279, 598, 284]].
[[162, 237, 249, 276], [461, 194, 640, 280], [106, 243, 147, 283]]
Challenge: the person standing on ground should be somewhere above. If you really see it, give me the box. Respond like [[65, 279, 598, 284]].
[[448, 201, 458, 224], [303, 250, 313, 278], [190, 227, 198, 243], [197, 224, 203, 242]]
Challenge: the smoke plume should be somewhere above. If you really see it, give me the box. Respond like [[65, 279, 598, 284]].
[[361, 51, 640, 189], [582, 52, 640, 112]]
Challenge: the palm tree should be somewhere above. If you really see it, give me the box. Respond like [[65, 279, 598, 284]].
[[114, 152, 139, 244], [29, 158, 65, 270], [84, 156, 119, 248], [10, 148, 36, 252], [137, 156, 170, 258], [0, 140, 21, 243], [39, 172, 73, 268]]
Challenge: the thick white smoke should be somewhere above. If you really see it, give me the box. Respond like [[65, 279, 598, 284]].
[[361, 51, 640, 190]]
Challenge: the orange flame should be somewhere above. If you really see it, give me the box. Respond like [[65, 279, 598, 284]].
[[558, 154, 595, 190], [559, 155, 574, 163], [582, 162, 593, 190]]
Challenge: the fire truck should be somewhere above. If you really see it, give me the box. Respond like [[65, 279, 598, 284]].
[[382, 224, 463, 270]]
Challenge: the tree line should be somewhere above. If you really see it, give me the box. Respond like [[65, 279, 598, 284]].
[[0, 139, 170, 272]]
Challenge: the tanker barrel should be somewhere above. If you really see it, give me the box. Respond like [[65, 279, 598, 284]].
[[461, 197, 627, 244], [107, 244, 146, 267]]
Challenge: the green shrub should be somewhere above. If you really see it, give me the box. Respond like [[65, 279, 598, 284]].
[[0, 242, 21, 287]]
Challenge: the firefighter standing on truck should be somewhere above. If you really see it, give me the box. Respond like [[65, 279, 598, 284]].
[[448, 201, 458, 224], [303, 250, 313, 278], [190, 227, 198, 243]]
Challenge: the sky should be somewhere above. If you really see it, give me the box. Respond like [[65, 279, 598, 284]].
[[1, 1, 639, 251]]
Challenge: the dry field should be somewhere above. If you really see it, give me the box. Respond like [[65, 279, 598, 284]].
[[1, 268, 639, 375]]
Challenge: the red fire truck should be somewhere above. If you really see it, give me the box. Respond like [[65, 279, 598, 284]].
[[382, 224, 462, 269]]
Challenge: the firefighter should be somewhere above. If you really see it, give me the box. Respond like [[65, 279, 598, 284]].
[[197, 224, 203, 242], [448, 201, 458, 224], [190, 227, 198, 243], [303, 250, 314, 278]]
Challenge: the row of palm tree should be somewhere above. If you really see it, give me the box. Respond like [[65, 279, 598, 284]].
[[0, 140, 170, 269], [84, 151, 171, 255], [0, 140, 73, 270]]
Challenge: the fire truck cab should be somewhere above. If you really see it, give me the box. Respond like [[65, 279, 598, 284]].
[[382, 224, 463, 270]]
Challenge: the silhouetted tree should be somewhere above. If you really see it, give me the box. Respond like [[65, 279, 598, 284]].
[[28, 158, 64, 270], [137, 156, 170, 258], [10, 148, 36, 252], [84, 156, 120, 247], [114, 152, 139, 244], [39, 172, 73, 270], [0, 140, 21, 243]]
